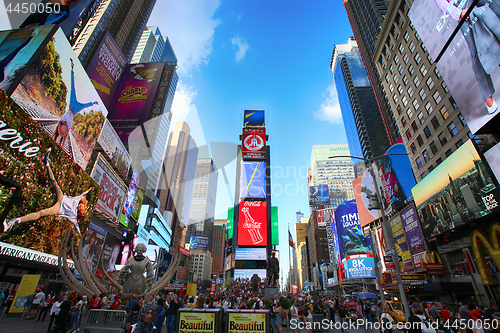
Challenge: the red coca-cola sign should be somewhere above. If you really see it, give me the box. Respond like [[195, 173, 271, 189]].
[[242, 128, 266, 160], [238, 201, 267, 246], [210, 282, 217, 295]]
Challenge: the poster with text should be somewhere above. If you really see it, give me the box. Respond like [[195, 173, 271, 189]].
[[400, 204, 427, 270], [353, 168, 381, 226], [97, 120, 131, 177], [389, 215, 415, 274], [238, 201, 267, 246], [178, 311, 216, 333], [242, 128, 266, 160], [81, 220, 106, 271], [309, 184, 330, 206]]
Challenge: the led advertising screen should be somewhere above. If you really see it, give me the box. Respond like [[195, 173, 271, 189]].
[[97, 119, 131, 178], [189, 236, 209, 251], [234, 269, 267, 280], [372, 141, 416, 216], [235, 248, 267, 260], [11, 28, 108, 170], [0, 91, 99, 255], [308, 184, 330, 206], [119, 170, 139, 227], [243, 109, 265, 127], [130, 188, 145, 222], [0, 25, 55, 93], [334, 200, 375, 279], [240, 161, 266, 199], [90, 154, 127, 224], [86, 32, 126, 109], [271, 206, 279, 246], [412, 139, 500, 239], [318, 208, 336, 263], [408, 0, 500, 134], [96, 232, 121, 278], [484, 142, 500, 184], [81, 221, 106, 271], [242, 128, 266, 160], [331, 212, 343, 279], [389, 215, 415, 274], [352, 168, 382, 226], [227, 207, 234, 239], [400, 204, 428, 271], [238, 201, 267, 246]]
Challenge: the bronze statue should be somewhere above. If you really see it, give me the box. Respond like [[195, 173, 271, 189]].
[[267, 251, 279, 287], [251, 273, 261, 294], [119, 243, 154, 295]]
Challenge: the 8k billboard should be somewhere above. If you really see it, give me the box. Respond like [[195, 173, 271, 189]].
[[238, 201, 267, 246]]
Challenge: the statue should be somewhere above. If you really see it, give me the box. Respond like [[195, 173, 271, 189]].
[[119, 243, 154, 295], [267, 251, 279, 287], [250, 273, 261, 294]]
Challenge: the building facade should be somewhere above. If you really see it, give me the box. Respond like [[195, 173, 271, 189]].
[[212, 219, 227, 278], [132, 26, 178, 64], [190, 250, 213, 284]]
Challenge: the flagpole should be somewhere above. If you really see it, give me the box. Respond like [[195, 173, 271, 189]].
[[288, 222, 291, 294]]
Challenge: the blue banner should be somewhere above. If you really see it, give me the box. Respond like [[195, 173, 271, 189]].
[[189, 236, 209, 250], [309, 184, 330, 206]]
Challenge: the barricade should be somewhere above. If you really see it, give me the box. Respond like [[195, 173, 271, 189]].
[[82, 309, 128, 332], [177, 308, 223, 333]]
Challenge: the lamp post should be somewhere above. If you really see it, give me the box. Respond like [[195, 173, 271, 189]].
[[329, 154, 411, 319]]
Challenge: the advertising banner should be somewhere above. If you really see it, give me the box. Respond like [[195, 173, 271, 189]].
[[95, 232, 121, 278], [389, 215, 415, 274], [400, 205, 427, 270], [235, 248, 266, 260], [228, 311, 266, 333], [240, 161, 266, 199], [119, 170, 139, 227], [408, 0, 500, 134], [137, 224, 150, 245], [318, 208, 336, 263], [97, 120, 131, 177], [90, 154, 127, 223], [412, 139, 500, 239], [187, 284, 197, 296], [309, 184, 330, 206], [9, 274, 40, 313], [271, 206, 279, 246], [374, 226, 396, 271], [11, 28, 108, 169], [210, 282, 216, 295], [130, 188, 145, 222], [331, 213, 343, 279], [242, 128, 266, 160], [227, 207, 234, 239], [0, 25, 55, 93], [334, 200, 375, 279], [291, 284, 299, 295], [81, 221, 106, 270], [178, 311, 216, 333], [189, 236, 209, 251], [86, 31, 126, 109], [234, 269, 267, 279], [238, 201, 267, 246], [178, 245, 190, 257], [0, 92, 99, 255], [243, 110, 265, 127], [352, 169, 382, 226]]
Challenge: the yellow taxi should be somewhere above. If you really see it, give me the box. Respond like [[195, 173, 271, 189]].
[[386, 301, 406, 323]]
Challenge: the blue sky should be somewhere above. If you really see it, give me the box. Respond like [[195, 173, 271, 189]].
[[148, 0, 355, 283]]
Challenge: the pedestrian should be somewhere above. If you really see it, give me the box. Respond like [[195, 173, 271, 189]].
[[132, 306, 154, 333], [441, 305, 452, 333], [381, 305, 396, 333], [37, 291, 53, 322], [290, 299, 300, 333], [68, 295, 83, 332], [165, 293, 179, 333], [47, 295, 62, 333], [459, 301, 470, 333], [407, 303, 425, 333], [363, 298, 373, 326], [276, 301, 285, 333], [53, 294, 73, 333]]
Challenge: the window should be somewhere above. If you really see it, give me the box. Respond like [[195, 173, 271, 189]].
[[412, 99, 419, 110], [402, 96, 408, 106], [411, 121, 418, 132], [456, 138, 464, 148], [448, 121, 458, 136], [394, 54, 399, 63], [402, 75, 409, 85], [458, 113, 467, 126], [393, 94, 398, 103], [438, 132, 448, 145], [397, 105, 403, 114], [419, 88, 426, 100], [441, 81, 449, 92], [418, 112, 425, 124], [406, 129, 412, 140], [413, 76, 420, 87], [433, 90, 442, 104], [409, 41, 415, 53], [426, 77, 434, 89], [430, 141, 438, 154], [421, 172, 427, 178], [436, 157, 443, 165], [417, 134, 424, 146], [399, 43, 405, 53], [394, 74, 399, 83], [416, 157, 423, 169], [431, 116, 440, 130], [450, 96, 458, 108], [403, 53, 409, 64], [440, 106, 449, 119], [427, 53, 434, 63], [420, 64, 428, 76], [414, 53, 422, 64], [423, 125, 432, 138], [398, 64, 404, 74], [398, 85, 403, 95], [407, 86, 414, 97], [406, 108, 413, 118], [415, 31, 421, 40], [404, 32, 410, 42], [445, 149, 453, 157], [410, 142, 417, 154], [390, 64, 395, 73], [385, 73, 390, 82], [408, 64, 415, 75], [423, 149, 429, 162], [401, 116, 407, 127], [389, 83, 394, 92], [434, 67, 441, 78], [425, 102, 433, 114]]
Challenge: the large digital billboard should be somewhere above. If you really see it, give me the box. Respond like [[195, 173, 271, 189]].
[[81, 221, 106, 271], [235, 248, 267, 260], [11, 28, 108, 170], [318, 208, 336, 263], [130, 187, 145, 222], [227, 207, 234, 239], [408, 0, 500, 134], [308, 184, 330, 206], [242, 128, 266, 160], [412, 139, 500, 239], [400, 204, 428, 271], [352, 169, 382, 226], [189, 236, 209, 251], [119, 170, 139, 227], [86, 32, 126, 109], [240, 161, 266, 199], [243, 110, 265, 127], [0, 91, 99, 255], [271, 206, 279, 246], [97, 119, 131, 177], [238, 201, 267, 246], [334, 200, 375, 279], [234, 269, 267, 280], [389, 215, 415, 274], [95, 231, 121, 278]]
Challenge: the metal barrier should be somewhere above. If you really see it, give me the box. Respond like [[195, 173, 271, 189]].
[[82, 309, 128, 332]]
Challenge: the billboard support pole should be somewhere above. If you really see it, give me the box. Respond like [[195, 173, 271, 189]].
[[369, 230, 385, 305]]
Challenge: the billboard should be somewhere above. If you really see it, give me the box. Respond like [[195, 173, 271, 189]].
[[227, 207, 234, 239], [412, 139, 500, 239], [179, 312, 216, 333], [389, 215, 415, 274], [0, 25, 56, 93], [352, 169, 382, 226], [97, 232, 121, 275], [334, 200, 375, 279], [318, 208, 336, 263], [308, 184, 330, 206], [130, 188, 145, 222], [189, 236, 209, 250], [238, 201, 267, 246], [119, 170, 139, 227], [240, 161, 266, 199], [243, 109, 265, 127], [11, 28, 108, 169], [372, 141, 416, 215], [97, 119, 131, 177], [0, 91, 99, 255], [484, 142, 500, 185], [408, 0, 500, 134], [86, 32, 126, 109], [242, 128, 266, 160], [90, 154, 127, 223], [271, 206, 279, 246], [235, 248, 267, 260], [234, 269, 267, 280], [107, 63, 164, 142], [81, 221, 106, 270], [400, 204, 427, 271]]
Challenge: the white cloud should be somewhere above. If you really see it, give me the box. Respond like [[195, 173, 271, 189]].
[[231, 37, 249, 62], [314, 83, 343, 124], [148, 0, 221, 75]]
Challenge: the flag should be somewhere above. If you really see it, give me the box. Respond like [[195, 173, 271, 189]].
[[288, 230, 294, 247]]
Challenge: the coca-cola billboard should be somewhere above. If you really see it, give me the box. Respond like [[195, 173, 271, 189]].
[[238, 201, 267, 246], [242, 128, 266, 160]]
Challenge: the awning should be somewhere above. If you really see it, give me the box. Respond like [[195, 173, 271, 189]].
[[423, 282, 473, 292]]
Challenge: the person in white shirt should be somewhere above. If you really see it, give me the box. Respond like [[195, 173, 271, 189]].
[[381, 305, 396, 333], [47, 296, 62, 333], [290, 299, 300, 333], [29, 290, 45, 320]]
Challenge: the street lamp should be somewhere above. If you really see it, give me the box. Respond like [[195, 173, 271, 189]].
[[329, 154, 411, 319]]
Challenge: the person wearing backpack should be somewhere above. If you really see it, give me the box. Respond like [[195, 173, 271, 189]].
[[338, 300, 347, 331], [363, 298, 373, 326], [275, 301, 285, 333], [381, 305, 396, 333], [303, 297, 314, 333], [408, 302, 437, 333]]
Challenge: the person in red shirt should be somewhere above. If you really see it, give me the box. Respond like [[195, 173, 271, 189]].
[[110, 295, 121, 310], [441, 306, 452, 333]]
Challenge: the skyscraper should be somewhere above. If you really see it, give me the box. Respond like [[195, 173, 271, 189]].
[[132, 26, 177, 64], [185, 158, 219, 252], [343, 0, 401, 144], [211, 219, 227, 278], [332, 37, 391, 161]]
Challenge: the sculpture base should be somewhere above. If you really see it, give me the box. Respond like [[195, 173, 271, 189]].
[[264, 287, 279, 301]]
